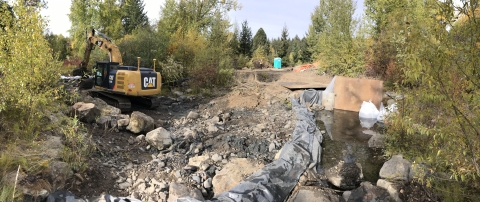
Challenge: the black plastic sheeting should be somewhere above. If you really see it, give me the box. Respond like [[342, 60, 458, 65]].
[[46, 98, 323, 202], [178, 98, 323, 202]]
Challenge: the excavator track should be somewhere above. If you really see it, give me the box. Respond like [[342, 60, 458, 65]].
[[89, 90, 132, 112], [88, 89, 160, 112]]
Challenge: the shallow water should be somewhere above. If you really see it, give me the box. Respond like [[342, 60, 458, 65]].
[[316, 110, 386, 183]]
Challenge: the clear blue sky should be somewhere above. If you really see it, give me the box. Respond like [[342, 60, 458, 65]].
[[39, 0, 365, 39], [229, 0, 365, 39]]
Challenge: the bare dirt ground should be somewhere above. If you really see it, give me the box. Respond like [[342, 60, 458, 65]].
[[63, 69, 332, 199], [55, 69, 440, 202]]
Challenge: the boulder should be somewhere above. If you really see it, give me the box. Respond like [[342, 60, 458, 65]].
[[289, 188, 341, 202], [127, 111, 155, 134], [325, 161, 364, 190], [117, 119, 130, 128], [188, 156, 210, 167], [377, 179, 402, 202], [70, 102, 100, 123], [212, 158, 264, 194], [83, 96, 121, 116], [168, 182, 204, 202], [187, 111, 200, 120], [345, 181, 392, 202], [368, 133, 385, 148], [379, 154, 412, 181], [207, 124, 218, 134], [146, 127, 173, 151], [97, 116, 112, 128]]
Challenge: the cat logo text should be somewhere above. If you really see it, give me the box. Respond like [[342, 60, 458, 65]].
[[144, 77, 156, 88]]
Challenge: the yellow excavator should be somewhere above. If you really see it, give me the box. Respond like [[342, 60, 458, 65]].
[[75, 29, 162, 112]]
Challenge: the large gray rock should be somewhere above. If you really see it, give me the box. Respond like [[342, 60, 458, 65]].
[[187, 111, 199, 119], [146, 127, 173, 150], [212, 158, 264, 194], [289, 188, 341, 202], [368, 133, 385, 148], [325, 161, 364, 190], [83, 96, 121, 116], [380, 154, 412, 181], [377, 179, 402, 202], [346, 181, 392, 202], [70, 102, 101, 123], [188, 156, 210, 167], [117, 118, 130, 127], [127, 111, 155, 134], [168, 182, 204, 202], [97, 116, 112, 128]]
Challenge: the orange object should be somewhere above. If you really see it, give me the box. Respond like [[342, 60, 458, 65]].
[[293, 64, 314, 72]]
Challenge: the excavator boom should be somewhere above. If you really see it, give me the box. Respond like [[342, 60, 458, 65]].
[[81, 29, 123, 71]]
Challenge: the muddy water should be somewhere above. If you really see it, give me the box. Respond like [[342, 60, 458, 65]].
[[316, 110, 386, 183]]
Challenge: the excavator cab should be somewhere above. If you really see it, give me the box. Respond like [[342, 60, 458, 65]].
[[94, 61, 119, 89]]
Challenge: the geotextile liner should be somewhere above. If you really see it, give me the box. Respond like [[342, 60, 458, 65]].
[[46, 98, 323, 202], [179, 98, 323, 202]]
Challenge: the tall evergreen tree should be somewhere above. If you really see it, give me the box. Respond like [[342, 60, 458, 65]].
[[229, 22, 240, 55], [278, 25, 289, 65], [239, 20, 252, 57], [120, 0, 148, 35], [252, 28, 269, 55]]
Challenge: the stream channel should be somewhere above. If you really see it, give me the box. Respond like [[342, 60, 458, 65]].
[[315, 109, 386, 183]]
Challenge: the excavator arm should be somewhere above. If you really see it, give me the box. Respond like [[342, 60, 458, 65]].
[[80, 29, 123, 71]]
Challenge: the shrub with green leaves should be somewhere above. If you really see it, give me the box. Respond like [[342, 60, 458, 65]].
[[0, 1, 64, 140], [380, 0, 480, 194]]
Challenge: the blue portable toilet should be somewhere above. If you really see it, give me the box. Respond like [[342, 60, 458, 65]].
[[274, 57, 282, 69]]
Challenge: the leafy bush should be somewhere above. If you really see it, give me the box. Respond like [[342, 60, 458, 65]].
[[0, 1, 64, 141], [157, 56, 186, 86], [382, 1, 480, 195], [60, 116, 95, 172], [247, 46, 272, 69]]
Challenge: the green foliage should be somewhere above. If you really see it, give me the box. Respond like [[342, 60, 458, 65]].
[[99, 0, 123, 39], [239, 20, 253, 57], [44, 33, 72, 61], [308, 0, 364, 76], [157, 56, 185, 85], [229, 22, 240, 56], [0, 1, 14, 31], [120, 0, 148, 35], [156, 0, 238, 88], [278, 25, 289, 62], [378, 0, 480, 197], [118, 25, 168, 67], [68, 0, 101, 56], [60, 116, 95, 172], [247, 46, 270, 69], [158, 0, 239, 37], [252, 28, 269, 56], [0, 0, 64, 140], [0, 184, 21, 202]]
